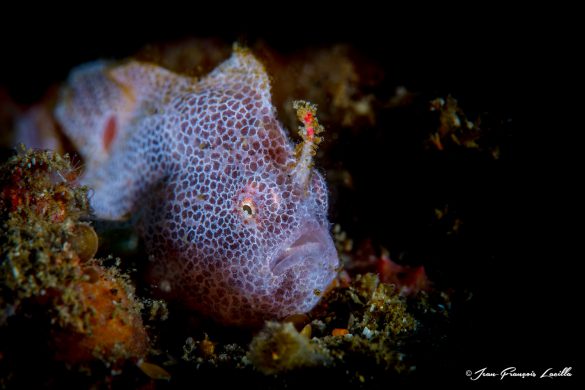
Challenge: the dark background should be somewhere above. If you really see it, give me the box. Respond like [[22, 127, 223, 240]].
[[0, 5, 574, 385]]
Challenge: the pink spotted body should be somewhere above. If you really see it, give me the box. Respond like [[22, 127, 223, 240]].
[[54, 49, 339, 326]]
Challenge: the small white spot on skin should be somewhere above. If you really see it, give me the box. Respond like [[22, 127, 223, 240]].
[[159, 280, 171, 293], [270, 188, 281, 208]]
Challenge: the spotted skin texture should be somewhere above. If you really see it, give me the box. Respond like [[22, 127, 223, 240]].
[[55, 50, 339, 326]]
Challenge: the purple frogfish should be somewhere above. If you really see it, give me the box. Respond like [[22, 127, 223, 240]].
[[54, 48, 339, 326]]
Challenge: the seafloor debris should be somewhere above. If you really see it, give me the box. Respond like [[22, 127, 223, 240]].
[[175, 272, 428, 385], [428, 95, 505, 159], [0, 147, 148, 383], [247, 321, 332, 374], [307, 273, 418, 375], [429, 95, 481, 151]]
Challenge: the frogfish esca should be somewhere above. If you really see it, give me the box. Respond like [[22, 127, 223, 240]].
[[54, 48, 339, 326]]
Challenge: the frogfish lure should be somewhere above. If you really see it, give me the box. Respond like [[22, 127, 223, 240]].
[[54, 48, 339, 326]]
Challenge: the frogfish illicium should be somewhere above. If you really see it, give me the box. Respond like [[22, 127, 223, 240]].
[[54, 47, 339, 326]]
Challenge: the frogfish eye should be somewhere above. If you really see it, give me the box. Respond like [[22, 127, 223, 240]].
[[240, 197, 257, 219]]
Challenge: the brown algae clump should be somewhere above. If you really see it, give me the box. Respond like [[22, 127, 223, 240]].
[[0, 147, 147, 375], [248, 322, 332, 375]]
